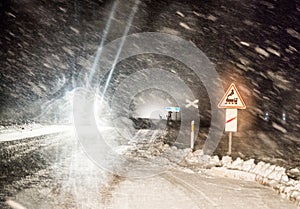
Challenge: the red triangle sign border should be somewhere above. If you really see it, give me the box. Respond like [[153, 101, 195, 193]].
[[218, 83, 246, 109]]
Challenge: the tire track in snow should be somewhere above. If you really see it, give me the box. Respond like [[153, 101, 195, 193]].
[[100, 175, 125, 207], [161, 172, 219, 208]]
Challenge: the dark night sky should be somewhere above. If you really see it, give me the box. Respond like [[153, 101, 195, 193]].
[[0, 0, 299, 173], [0, 0, 299, 132]]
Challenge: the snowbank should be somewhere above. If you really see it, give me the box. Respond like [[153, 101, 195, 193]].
[[183, 151, 300, 206]]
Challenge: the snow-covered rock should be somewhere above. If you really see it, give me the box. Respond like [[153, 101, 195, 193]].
[[283, 186, 293, 198], [208, 167, 256, 181], [268, 167, 280, 181], [171, 146, 177, 150], [290, 168, 300, 173], [200, 154, 211, 162], [252, 161, 265, 174], [185, 151, 194, 159], [290, 191, 300, 201], [183, 148, 192, 154], [287, 168, 300, 179], [263, 177, 272, 185], [281, 174, 289, 183], [241, 159, 255, 172], [295, 193, 300, 202], [279, 185, 286, 193], [193, 149, 203, 156], [294, 182, 300, 190], [255, 175, 264, 184], [259, 163, 271, 176], [185, 151, 200, 164], [185, 149, 212, 165], [207, 156, 297, 204], [269, 171, 280, 181], [263, 165, 276, 178], [286, 179, 295, 186], [208, 155, 220, 166], [268, 166, 287, 182], [268, 179, 280, 189], [186, 156, 199, 164], [258, 162, 271, 177], [221, 156, 232, 168], [230, 157, 244, 170]]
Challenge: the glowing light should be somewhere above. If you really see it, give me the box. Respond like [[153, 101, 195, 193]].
[[100, 0, 140, 104], [88, 0, 119, 84], [282, 112, 286, 121], [264, 111, 269, 121]]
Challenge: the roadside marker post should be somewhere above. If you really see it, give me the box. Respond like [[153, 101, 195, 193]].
[[185, 99, 198, 150], [191, 120, 195, 150], [218, 83, 246, 155]]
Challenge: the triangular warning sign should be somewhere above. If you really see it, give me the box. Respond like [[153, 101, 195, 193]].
[[218, 83, 246, 109]]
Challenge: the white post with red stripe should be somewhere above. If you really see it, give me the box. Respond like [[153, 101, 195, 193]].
[[225, 109, 238, 132], [225, 109, 238, 155]]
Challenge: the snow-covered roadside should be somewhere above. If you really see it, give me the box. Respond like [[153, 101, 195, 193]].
[[119, 136, 300, 207], [0, 124, 72, 142], [182, 151, 300, 207], [104, 168, 297, 209]]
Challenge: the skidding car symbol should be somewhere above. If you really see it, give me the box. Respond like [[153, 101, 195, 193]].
[[225, 90, 238, 104]]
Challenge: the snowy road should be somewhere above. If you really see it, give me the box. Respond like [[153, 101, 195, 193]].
[[0, 129, 298, 209], [0, 125, 72, 142], [106, 170, 297, 209]]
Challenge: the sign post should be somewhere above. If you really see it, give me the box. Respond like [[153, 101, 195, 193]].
[[228, 132, 232, 155], [165, 107, 180, 121], [218, 83, 246, 155], [225, 108, 238, 155]]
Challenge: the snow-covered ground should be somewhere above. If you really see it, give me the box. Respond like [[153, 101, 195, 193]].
[[105, 170, 297, 209]]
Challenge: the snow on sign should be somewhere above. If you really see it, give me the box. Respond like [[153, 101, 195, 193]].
[[165, 107, 180, 112], [218, 83, 246, 109]]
